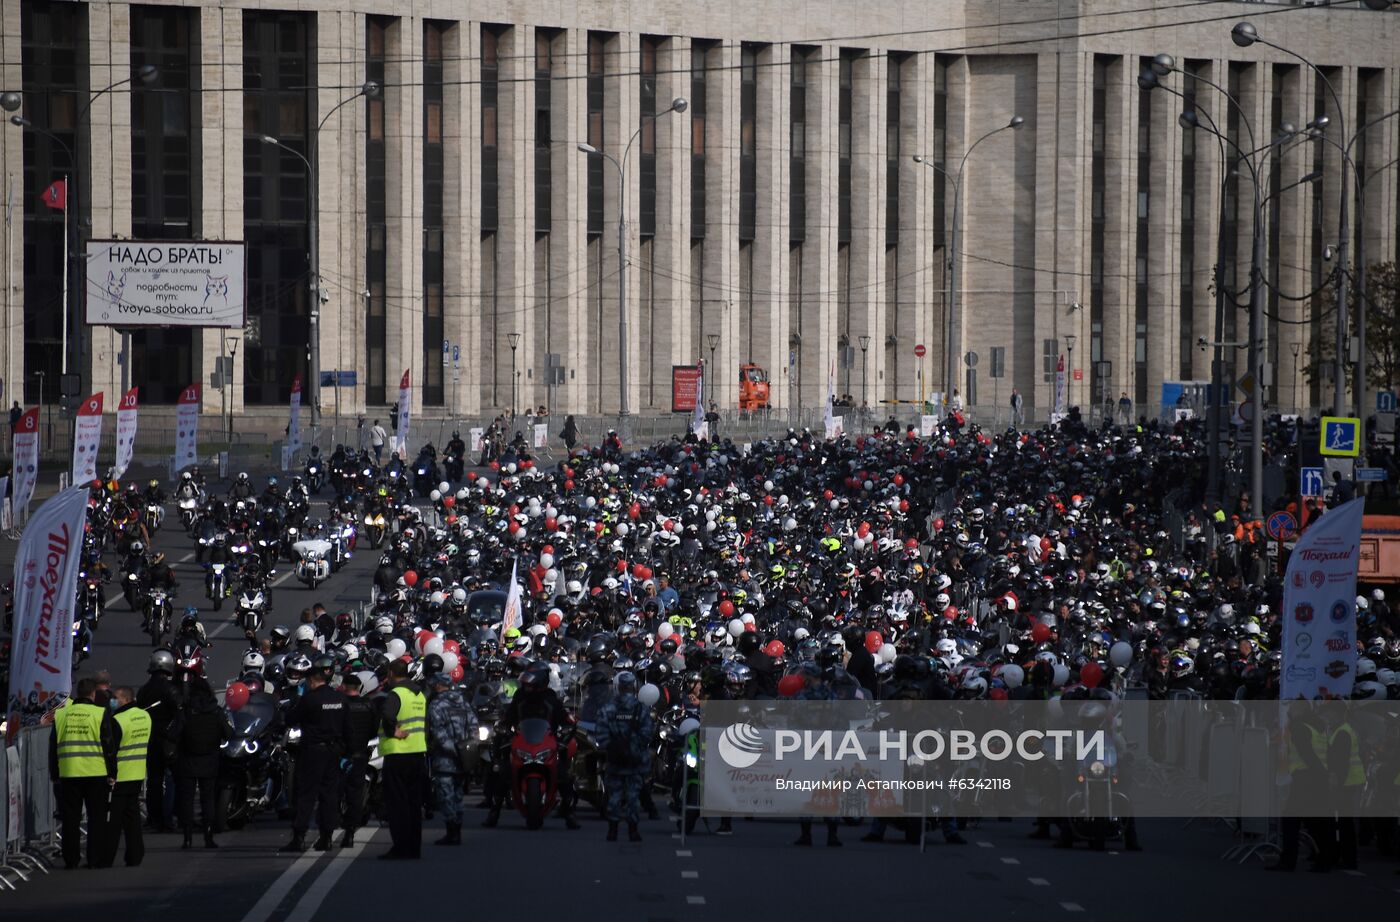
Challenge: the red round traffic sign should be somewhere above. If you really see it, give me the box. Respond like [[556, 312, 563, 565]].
[[914, 344, 927, 357]]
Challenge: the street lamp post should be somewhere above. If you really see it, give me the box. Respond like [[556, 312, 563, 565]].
[[8, 67, 157, 398], [578, 96, 688, 419], [259, 80, 381, 429], [913, 114, 1024, 400], [858, 334, 871, 413], [1290, 341, 1302, 414], [508, 332, 521, 419], [706, 332, 719, 407]]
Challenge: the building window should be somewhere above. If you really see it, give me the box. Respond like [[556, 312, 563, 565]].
[[242, 10, 312, 406], [691, 42, 712, 240], [364, 16, 388, 405], [739, 43, 758, 243], [837, 50, 856, 246], [790, 47, 812, 244], [640, 36, 660, 238], [19, 0, 83, 403], [587, 32, 606, 237], [481, 25, 501, 234], [129, 4, 196, 403], [535, 30, 557, 234], [423, 20, 447, 406]]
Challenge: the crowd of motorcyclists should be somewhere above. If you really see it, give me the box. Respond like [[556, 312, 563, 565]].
[[21, 403, 1400, 870]]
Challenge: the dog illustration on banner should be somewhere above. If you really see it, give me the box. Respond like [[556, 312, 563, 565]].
[[106, 271, 127, 306]]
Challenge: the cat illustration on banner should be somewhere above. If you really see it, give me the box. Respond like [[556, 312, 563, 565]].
[[106, 271, 126, 305], [204, 275, 229, 304]]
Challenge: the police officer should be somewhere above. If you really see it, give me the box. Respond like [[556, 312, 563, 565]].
[[340, 672, 380, 847], [50, 677, 120, 869], [377, 658, 427, 860], [104, 686, 151, 867], [426, 671, 476, 846], [281, 656, 349, 853], [595, 671, 654, 842], [137, 650, 181, 831]]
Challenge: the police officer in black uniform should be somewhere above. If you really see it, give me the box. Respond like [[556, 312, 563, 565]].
[[340, 673, 380, 847], [280, 656, 349, 853]]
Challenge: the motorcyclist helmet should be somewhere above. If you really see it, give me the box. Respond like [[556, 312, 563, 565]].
[[519, 660, 551, 692], [148, 649, 176, 675], [312, 655, 336, 679], [270, 625, 291, 646], [615, 670, 638, 691], [421, 652, 445, 678], [294, 624, 317, 644], [238, 472, 249, 482], [241, 651, 266, 671], [130, 541, 145, 555]]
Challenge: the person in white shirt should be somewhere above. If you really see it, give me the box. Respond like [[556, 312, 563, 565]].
[[370, 419, 388, 464]]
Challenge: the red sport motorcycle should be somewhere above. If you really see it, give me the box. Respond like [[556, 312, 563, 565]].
[[510, 718, 564, 829]]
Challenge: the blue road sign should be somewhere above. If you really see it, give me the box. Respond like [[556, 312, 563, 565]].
[[1357, 467, 1388, 482], [1301, 466, 1326, 497], [1266, 511, 1298, 541], [1320, 416, 1361, 457], [1381, 391, 1397, 413], [319, 371, 358, 388]]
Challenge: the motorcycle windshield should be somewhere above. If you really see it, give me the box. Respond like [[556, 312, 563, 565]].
[[518, 718, 552, 747], [231, 696, 277, 736]]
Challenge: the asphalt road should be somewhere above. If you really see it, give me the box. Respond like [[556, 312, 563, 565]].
[[3, 482, 1399, 916]]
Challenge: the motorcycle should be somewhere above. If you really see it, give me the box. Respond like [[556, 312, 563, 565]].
[[1065, 738, 1130, 849], [305, 459, 325, 494], [236, 586, 268, 634], [327, 521, 355, 572], [444, 450, 465, 483], [509, 717, 563, 829], [145, 502, 165, 534], [122, 566, 150, 612], [294, 540, 332, 590], [77, 569, 106, 629], [281, 525, 302, 562], [146, 589, 172, 646], [178, 496, 200, 532], [206, 562, 232, 612], [363, 510, 388, 549], [173, 635, 207, 681], [194, 519, 220, 564], [216, 693, 289, 831], [72, 617, 91, 668], [412, 450, 440, 499]]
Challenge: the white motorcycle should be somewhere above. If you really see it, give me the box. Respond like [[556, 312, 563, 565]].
[[178, 496, 200, 532], [293, 538, 333, 590], [236, 586, 268, 633]]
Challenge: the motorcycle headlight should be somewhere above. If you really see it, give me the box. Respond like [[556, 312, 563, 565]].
[[72, 620, 82, 632], [309, 466, 319, 474], [477, 726, 491, 742], [513, 748, 532, 763], [287, 728, 302, 743], [1088, 760, 1107, 779], [684, 752, 698, 769]]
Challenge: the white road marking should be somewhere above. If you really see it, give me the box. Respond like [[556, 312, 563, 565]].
[[1028, 877, 1050, 886], [676, 849, 692, 857], [1000, 857, 1020, 865], [976, 840, 994, 848], [681, 870, 699, 879], [1343, 869, 1365, 877], [686, 896, 706, 905], [237, 847, 323, 922], [1060, 903, 1085, 913], [284, 827, 385, 922]]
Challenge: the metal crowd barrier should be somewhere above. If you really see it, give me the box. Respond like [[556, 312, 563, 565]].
[[2, 724, 58, 888]]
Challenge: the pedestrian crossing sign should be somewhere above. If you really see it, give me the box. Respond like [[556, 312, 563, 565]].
[[1319, 416, 1361, 457]]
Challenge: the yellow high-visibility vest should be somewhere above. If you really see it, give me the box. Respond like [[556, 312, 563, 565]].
[[1287, 725, 1328, 774], [378, 686, 426, 755], [1331, 723, 1366, 788], [54, 702, 108, 779], [112, 706, 152, 783]]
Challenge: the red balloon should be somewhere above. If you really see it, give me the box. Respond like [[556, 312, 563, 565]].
[[445, 515, 458, 525], [865, 631, 883, 654], [543, 545, 555, 555], [415, 630, 435, 654], [489, 461, 500, 471], [595, 522, 606, 536], [466, 471, 477, 481], [663, 519, 675, 532], [778, 675, 806, 698], [442, 495, 456, 509], [403, 570, 419, 587], [893, 473, 905, 487], [508, 521, 522, 534], [628, 503, 641, 520], [822, 489, 834, 501], [225, 681, 250, 712], [764, 495, 775, 507], [617, 560, 629, 573], [545, 517, 559, 531], [443, 640, 461, 656], [633, 563, 648, 579], [450, 665, 465, 682], [718, 599, 736, 618], [1081, 662, 1104, 689], [942, 605, 958, 622], [1031, 623, 1053, 644], [546, 611, 563, 630], [989, 687, 1009, 701], [933, 518, 944, 532], [898, 499, 909, 513], [509, 503, 520, 517], [564, 479, 575, 491]]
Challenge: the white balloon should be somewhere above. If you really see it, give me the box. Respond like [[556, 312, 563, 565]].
[[879, 643, 897, 664], [1052, 663, 1070, 687], [783, 517, 797, 532], [438, 481, 450, 494], [545, 568, 559, 582], [540, 552, 555, 568], [741, 613, 755, 625], [1109, 641, 1133, 669], [864, 480, 874, 491], [424, 637, 445, 657], [386, 639, 407, 658], [657, 622, 675, 640], [638, 683, 661, 707], [616, 522, 629, 536], [764, 480, 775, 492], [441, 651, 460, 674], [585, 496, 597, 509], [706, 521, 717, 533], [1001, 664, 1024, 688], [430, 489, 442, 502], [727, 618, 745, 638]]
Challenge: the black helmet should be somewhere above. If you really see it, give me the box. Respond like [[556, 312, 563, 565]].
[[519, 660, 551, 692], [421, 652, 445, 678], [312, 655, 336, 679]]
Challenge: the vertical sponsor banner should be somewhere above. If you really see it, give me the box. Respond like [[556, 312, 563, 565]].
[[112, 387, 139, 480], [5, 486, 89, 738], [498, 557, 522, 644], [175, 383, 200, 471], [1054, 354, 1066, 415], [288, 375, 303, 454], [824, 362, 843, 440], [1281, 497, 1365, 700], [532, 424, 548, 449], [12, 408, 39, 518], [396, 370, 412, 458], [692, 368, 707, 440], [71, 392, 104, 485]]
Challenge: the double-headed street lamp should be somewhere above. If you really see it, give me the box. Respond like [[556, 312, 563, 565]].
[[508, 332, 521, 418], [260, 79, 381, 428], [911, 114, 1024, 401], [858, 334, 871, 410], [706, 332, 719, 406], [578, 96, 688, 419], [7, 65, 158, 397]]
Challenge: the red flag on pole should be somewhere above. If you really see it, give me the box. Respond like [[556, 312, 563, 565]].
[[41, 179, 67, 211]]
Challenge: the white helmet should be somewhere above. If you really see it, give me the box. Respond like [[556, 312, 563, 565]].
[[451, 587, 467, 605], [241, 651, 266, 671], [294, 624, 317, 643], [374, 615, 395, 635]]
